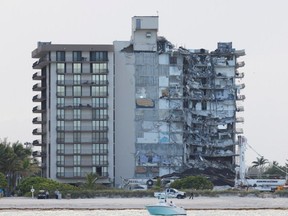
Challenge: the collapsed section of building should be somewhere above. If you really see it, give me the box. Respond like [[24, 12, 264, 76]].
[[123, 16, 246, 184]]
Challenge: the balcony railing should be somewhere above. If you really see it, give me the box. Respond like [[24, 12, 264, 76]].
[[56, 172, 108, 179], [32, 72, 45, 80], [32, 94, 46, 102], [32, 83, 46, 91], [32, 105, 45, 113], [56, 126, 108, 132]]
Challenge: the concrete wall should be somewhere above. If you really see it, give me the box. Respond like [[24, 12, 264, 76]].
[[114, 41, 136, 187]]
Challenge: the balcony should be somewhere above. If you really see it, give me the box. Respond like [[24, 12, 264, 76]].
[[32, 56, 50, 69], [32, 72, 45, 80], [32, 83, 46, 91], [236, 95, 246, 100], [32, 105, 45, 113], [32, 139, 44, 146], [32, 128, 44, 135], [32, 117, 45, 124], [32, 151, 46, 157], [235, 128, 244, 134], [57, 80, 109, 86], [236, 106, 244, 112], [236, 61, 245, 68], [56, 172, 109, 179], [56, 149, 108, 155], [234, 49, 246, 57], [235, 71, 244, 79], [56, 126, 108, 132], [236, 117, 244, 123], [32, 94, 46, 102]]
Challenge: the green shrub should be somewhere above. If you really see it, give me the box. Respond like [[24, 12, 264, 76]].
[[18, 176, 78, 196], [170, 176, 213, 190]]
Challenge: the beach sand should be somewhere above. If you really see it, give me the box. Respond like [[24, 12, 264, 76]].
[[0, 196, 287, 210]]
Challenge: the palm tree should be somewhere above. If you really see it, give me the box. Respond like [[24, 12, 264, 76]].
[[82, 172, 99, 189], [0, 139, 39, 194], [252, 156, 269, 178]]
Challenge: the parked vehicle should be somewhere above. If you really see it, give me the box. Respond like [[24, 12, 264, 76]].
[[154, 188, 186, 199], [37, 190, 46, 199]]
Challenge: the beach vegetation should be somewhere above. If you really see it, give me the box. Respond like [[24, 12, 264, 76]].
[[18, 176, 78, 197], [0, 139, 40, 195], [170, 176, 213, 190]]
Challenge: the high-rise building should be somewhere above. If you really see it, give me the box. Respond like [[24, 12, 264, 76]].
[[32, 16, 245, 187]]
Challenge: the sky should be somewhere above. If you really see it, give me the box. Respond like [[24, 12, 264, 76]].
[[0, 0, 288, 167]]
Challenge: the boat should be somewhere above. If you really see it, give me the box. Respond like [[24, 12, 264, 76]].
[[145, 196, 187, 215]]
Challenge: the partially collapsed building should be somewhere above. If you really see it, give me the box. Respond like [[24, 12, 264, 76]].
[[32, 16, 245, 187]]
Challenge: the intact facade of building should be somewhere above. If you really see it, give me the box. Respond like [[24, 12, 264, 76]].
[[32, 16, 245, 187]]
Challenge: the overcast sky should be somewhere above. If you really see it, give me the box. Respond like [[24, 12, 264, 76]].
[[1, 0, 288, 167]]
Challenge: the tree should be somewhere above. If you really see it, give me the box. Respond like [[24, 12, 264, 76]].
[[170, 176, 213, 190], [0, 172, 7, 189], [252, 156, 269, 178], [264, 161, 287, 178], [82, 172, 99, 189], [0, 139, 39, 194]]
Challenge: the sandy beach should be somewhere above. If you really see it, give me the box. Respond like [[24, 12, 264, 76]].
[[0, 196, 287, 210]]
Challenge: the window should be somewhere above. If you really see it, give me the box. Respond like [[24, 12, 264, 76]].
[[73, 63, 82, 73], [73, 167, 81, 177], [90, 51, 108, 61], [92, 109, 107, 119], [73, 75, 81, 84], [74, 144, 81, 154], [93, 143, 107, 154], [57, 144, 64, 154], [92, 74, 107, 85], [57, 74, 65, 84], [136, 19, 141, 29], [74, 155, 81, 166], [92, 98, 107, 107], [92, 132, 107, 142], [57, 97, 65, 108], [91, 86, 107, 96], [73, 109, 81, 119], [57, 63, 65, 73], [57, 121, 64, 130], [56, 51, 65, 61], [92, 155, 107, 166], [73, 132, 81, 142], [57, 109, 65, 119], [57, 167, 64, 177], [91, 63, 107, 73], [73, 86, 82, 96], [57, 86, 65, 96], [92, 166, 108, 177], [73, 121, 81, 130], [73, 98, 81, 106], [73, 51, 82, 61], [57, 155, 64, 166]]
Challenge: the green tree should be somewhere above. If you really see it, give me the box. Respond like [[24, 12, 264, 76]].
[[170, 176, 213, 190], [0, 139, 39, 194], [252, 156, 269, 178], [264, 161, 287, 178], [82, 172, 99, 189], [0, 172, 7, 188]]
